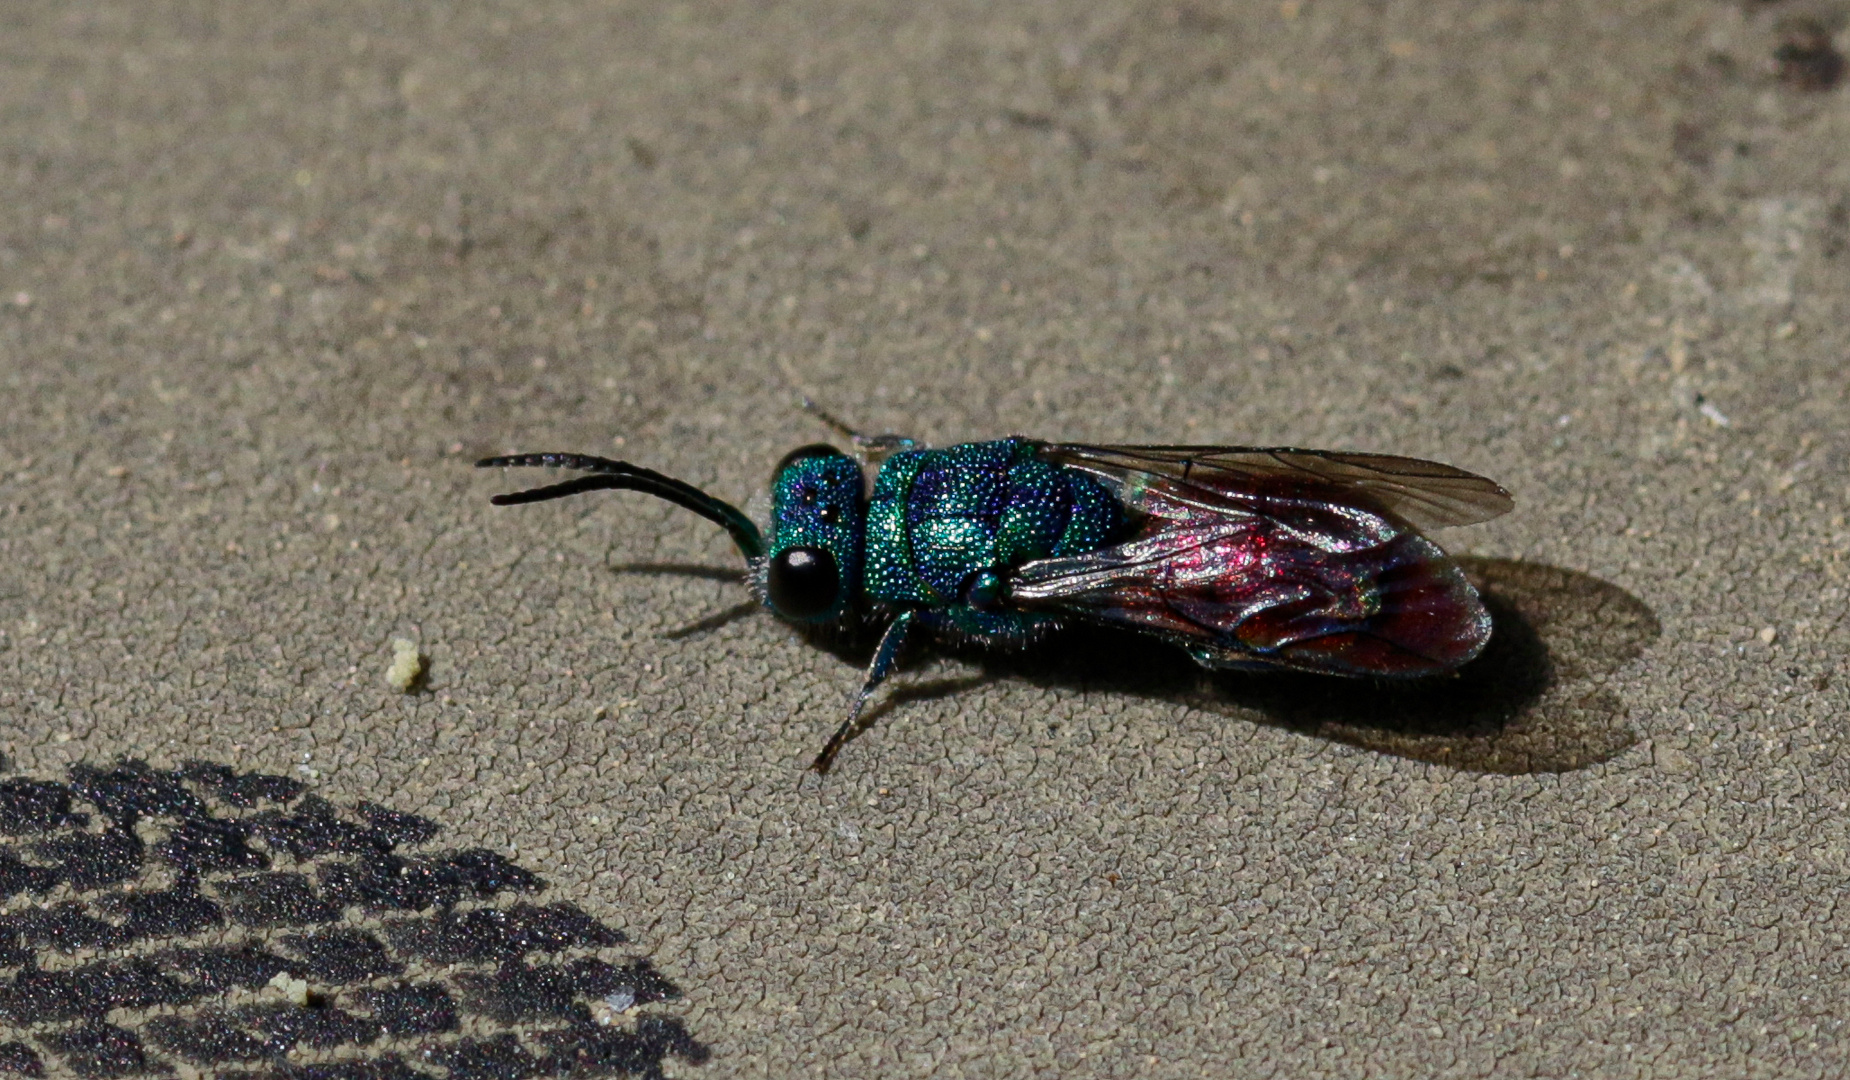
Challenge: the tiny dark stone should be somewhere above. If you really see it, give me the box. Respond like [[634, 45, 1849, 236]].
[[0, 780, 79, 835], [37, 1023, 158, 1080], [67, 762, 204, 827], [159, 817, 268, 873], [0, 1041, 44, 1077], [216, 872, 342, 928], [106, 882, 223, 940], [1776, 21, 1847, 92], [385, 902, 625, 963], [236, 1002, 377, 1055], [355, 802, 441, 847], [425, 1033, 543, 1080], [178, 761, 306, 808], [155, 945, 295, 991], [0, 850, 61, 899], [351, 983, 458, 1035], [143, 1012, 269, 1064], [31, 828, 143, 892], [249, 796, 391, 859], [319, 849, 539, 912], [279, 929, 403, 984]]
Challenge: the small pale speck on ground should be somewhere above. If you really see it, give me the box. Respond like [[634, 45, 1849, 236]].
[[1759, 626, 1778, 645], [591, 988, 637, 1025], [267, 971, 311, 1006], [387, 637, 424, 691]]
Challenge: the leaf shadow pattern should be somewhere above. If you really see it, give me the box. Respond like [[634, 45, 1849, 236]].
[[858, 558, 1659, 776]]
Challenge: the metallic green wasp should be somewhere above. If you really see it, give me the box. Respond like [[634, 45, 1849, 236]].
[[479, 411, 1511, 772]]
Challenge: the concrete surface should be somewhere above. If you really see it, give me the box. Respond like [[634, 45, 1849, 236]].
[[1, 0, 1848, 1075]]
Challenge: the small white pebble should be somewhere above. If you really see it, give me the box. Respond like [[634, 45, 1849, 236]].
[[267, 972, 311, 1006], [588, 987, 638, 1026], [387, 637, 424, 691], [1758, 626, 1778, 645]]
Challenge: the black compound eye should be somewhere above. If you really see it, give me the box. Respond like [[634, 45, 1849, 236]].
[[767, 546, 839, 619]]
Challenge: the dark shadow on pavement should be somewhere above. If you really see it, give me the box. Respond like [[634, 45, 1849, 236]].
[[606, 562, 760, 638], [1221, 558, 1662, 773], [631, 557, 1661, 775], [607, 561, 745, 584], [869, 557, 1659, 775], [662, 599, 762, 640]]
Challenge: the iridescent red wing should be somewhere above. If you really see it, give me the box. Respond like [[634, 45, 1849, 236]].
[[1009, 443, 1508, 676]]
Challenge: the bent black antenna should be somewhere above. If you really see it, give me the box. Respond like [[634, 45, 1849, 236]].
[[477, 453, 766, 560]]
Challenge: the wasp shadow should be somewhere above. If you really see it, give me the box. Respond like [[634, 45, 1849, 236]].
[[1219, 558, 1660, 773], [616, 558, 1660, 775], [607, 561, 745, 585], [606, 562, 761, 638], [905, 557, 1658, 775]]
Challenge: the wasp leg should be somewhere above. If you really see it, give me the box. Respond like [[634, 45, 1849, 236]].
[[799, 396, 917, 463], [810, 609, 918, 774]]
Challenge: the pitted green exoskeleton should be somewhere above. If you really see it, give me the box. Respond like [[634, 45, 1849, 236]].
[[481, 408, 1512, 772], [480, 414, 1122, 772]]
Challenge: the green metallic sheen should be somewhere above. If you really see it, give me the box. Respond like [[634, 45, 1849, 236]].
[[860, 438, 1122, 642], [481, 425, 1509, 774], [767, 452, 865, 622], [860, 450, 928, 605], [764, 438, 1122, 639]]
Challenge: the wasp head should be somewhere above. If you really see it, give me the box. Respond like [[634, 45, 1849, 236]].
[[760, 444, 865, 623]]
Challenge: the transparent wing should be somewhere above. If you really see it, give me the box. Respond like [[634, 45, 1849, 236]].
[[1006, 516, 1492, 677], [1037, 443, 1512, 531]]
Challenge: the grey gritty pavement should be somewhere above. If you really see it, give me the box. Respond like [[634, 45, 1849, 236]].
[[1, 1, 1848, 1076]]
